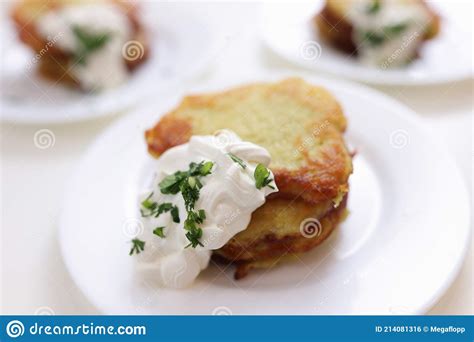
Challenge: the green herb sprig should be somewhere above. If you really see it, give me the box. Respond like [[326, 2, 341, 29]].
[[366, 0, 380, 14], [362, 31, 385, 47], [362, 22, 409, 47], [153, 227, 166, 238], [129, 238, 145, 255], [254, 163, 275, 190], [140, 193, 180, 223], [130, 161, 213, 256], [227, 153, 246, 169], [72, 26, 111, 65], [158, 161, 214, 248], [384, 22, 408, 36]]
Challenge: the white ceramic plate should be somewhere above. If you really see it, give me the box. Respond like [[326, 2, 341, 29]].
[[59, 72, 470, 314], [0, 3, 219, 124], [261, 1, 473, 85]]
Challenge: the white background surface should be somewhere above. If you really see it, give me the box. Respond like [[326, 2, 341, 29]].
[[1, 2, 472, 315]]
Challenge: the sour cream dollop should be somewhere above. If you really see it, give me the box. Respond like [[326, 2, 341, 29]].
[[36, 3, 133, 90], [134, 130, 278, 288], [348, 0, 431, 67]]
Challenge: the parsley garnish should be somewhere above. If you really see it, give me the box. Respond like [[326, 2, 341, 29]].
[[366, 0, 380, 14], [254, 163, 275, 190], [140, 193, 180, 223], [198, 161, 214, 176], [159, 161, 213, 195], [129, 238, 145, 255], [141, 192, 155, 210], [362, 31, 385, 47], [227, 153, 246, 169], [384, 22, 408, 36], [170, 206, 180, 223], [158, 172, 187, 195], [72, 26, 111, 65], [131, 161, 214, 256], [153, 227, 166, 238], [185, 228, 203, 248], [363, 22, 408, 47], [158, 161, 214, 248]]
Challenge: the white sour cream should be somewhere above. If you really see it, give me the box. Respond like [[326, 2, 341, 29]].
[[36, 4, 132, 90], [134, 130, 278, 288], [348, 0, 431, 68]]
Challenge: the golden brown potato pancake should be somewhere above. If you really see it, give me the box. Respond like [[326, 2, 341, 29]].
[[145, 78, 353, 278]]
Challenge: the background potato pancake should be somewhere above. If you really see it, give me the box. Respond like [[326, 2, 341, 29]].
[[11, 0, 148, 87], [315, 0, 440, 55], [145, 78, 353, 278]]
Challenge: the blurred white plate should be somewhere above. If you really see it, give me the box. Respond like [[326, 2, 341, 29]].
[[262, 1, 472, 85], [59, 72, 470, 314], [0, 3, 219, 124]]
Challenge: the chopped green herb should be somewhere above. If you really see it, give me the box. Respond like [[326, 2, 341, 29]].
[[188, 162, 201, 175], [183, 209, 205, 249], [198, 209, 206, 221], [187, 176, 197, 188], [185, 227, 204, 248], [180, 181, 200, 211], [141, 192, 156, 209], [366, 0, 380, 14], [159, 172, 187, 195], [72, 26, 111, 65], [157, 202, 173, 215], [362, 31, 385, 47], [199, 161, 214, 176], [153, 227, 166, 238], [227, 153, 246, 169], [170, 206, 180, 223], [140, 196, 180, 223], [184, 216, 197, 231], [156, 161, 214, 248], [254, 163, 274, 190], [362, 22, 408, 47], [129, 238, 145, 255], [383, 22, 408, 36], [132, 161, 214, 255]]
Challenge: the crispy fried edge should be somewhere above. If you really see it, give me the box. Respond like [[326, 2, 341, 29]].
[[213, 195, 348, 279]]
